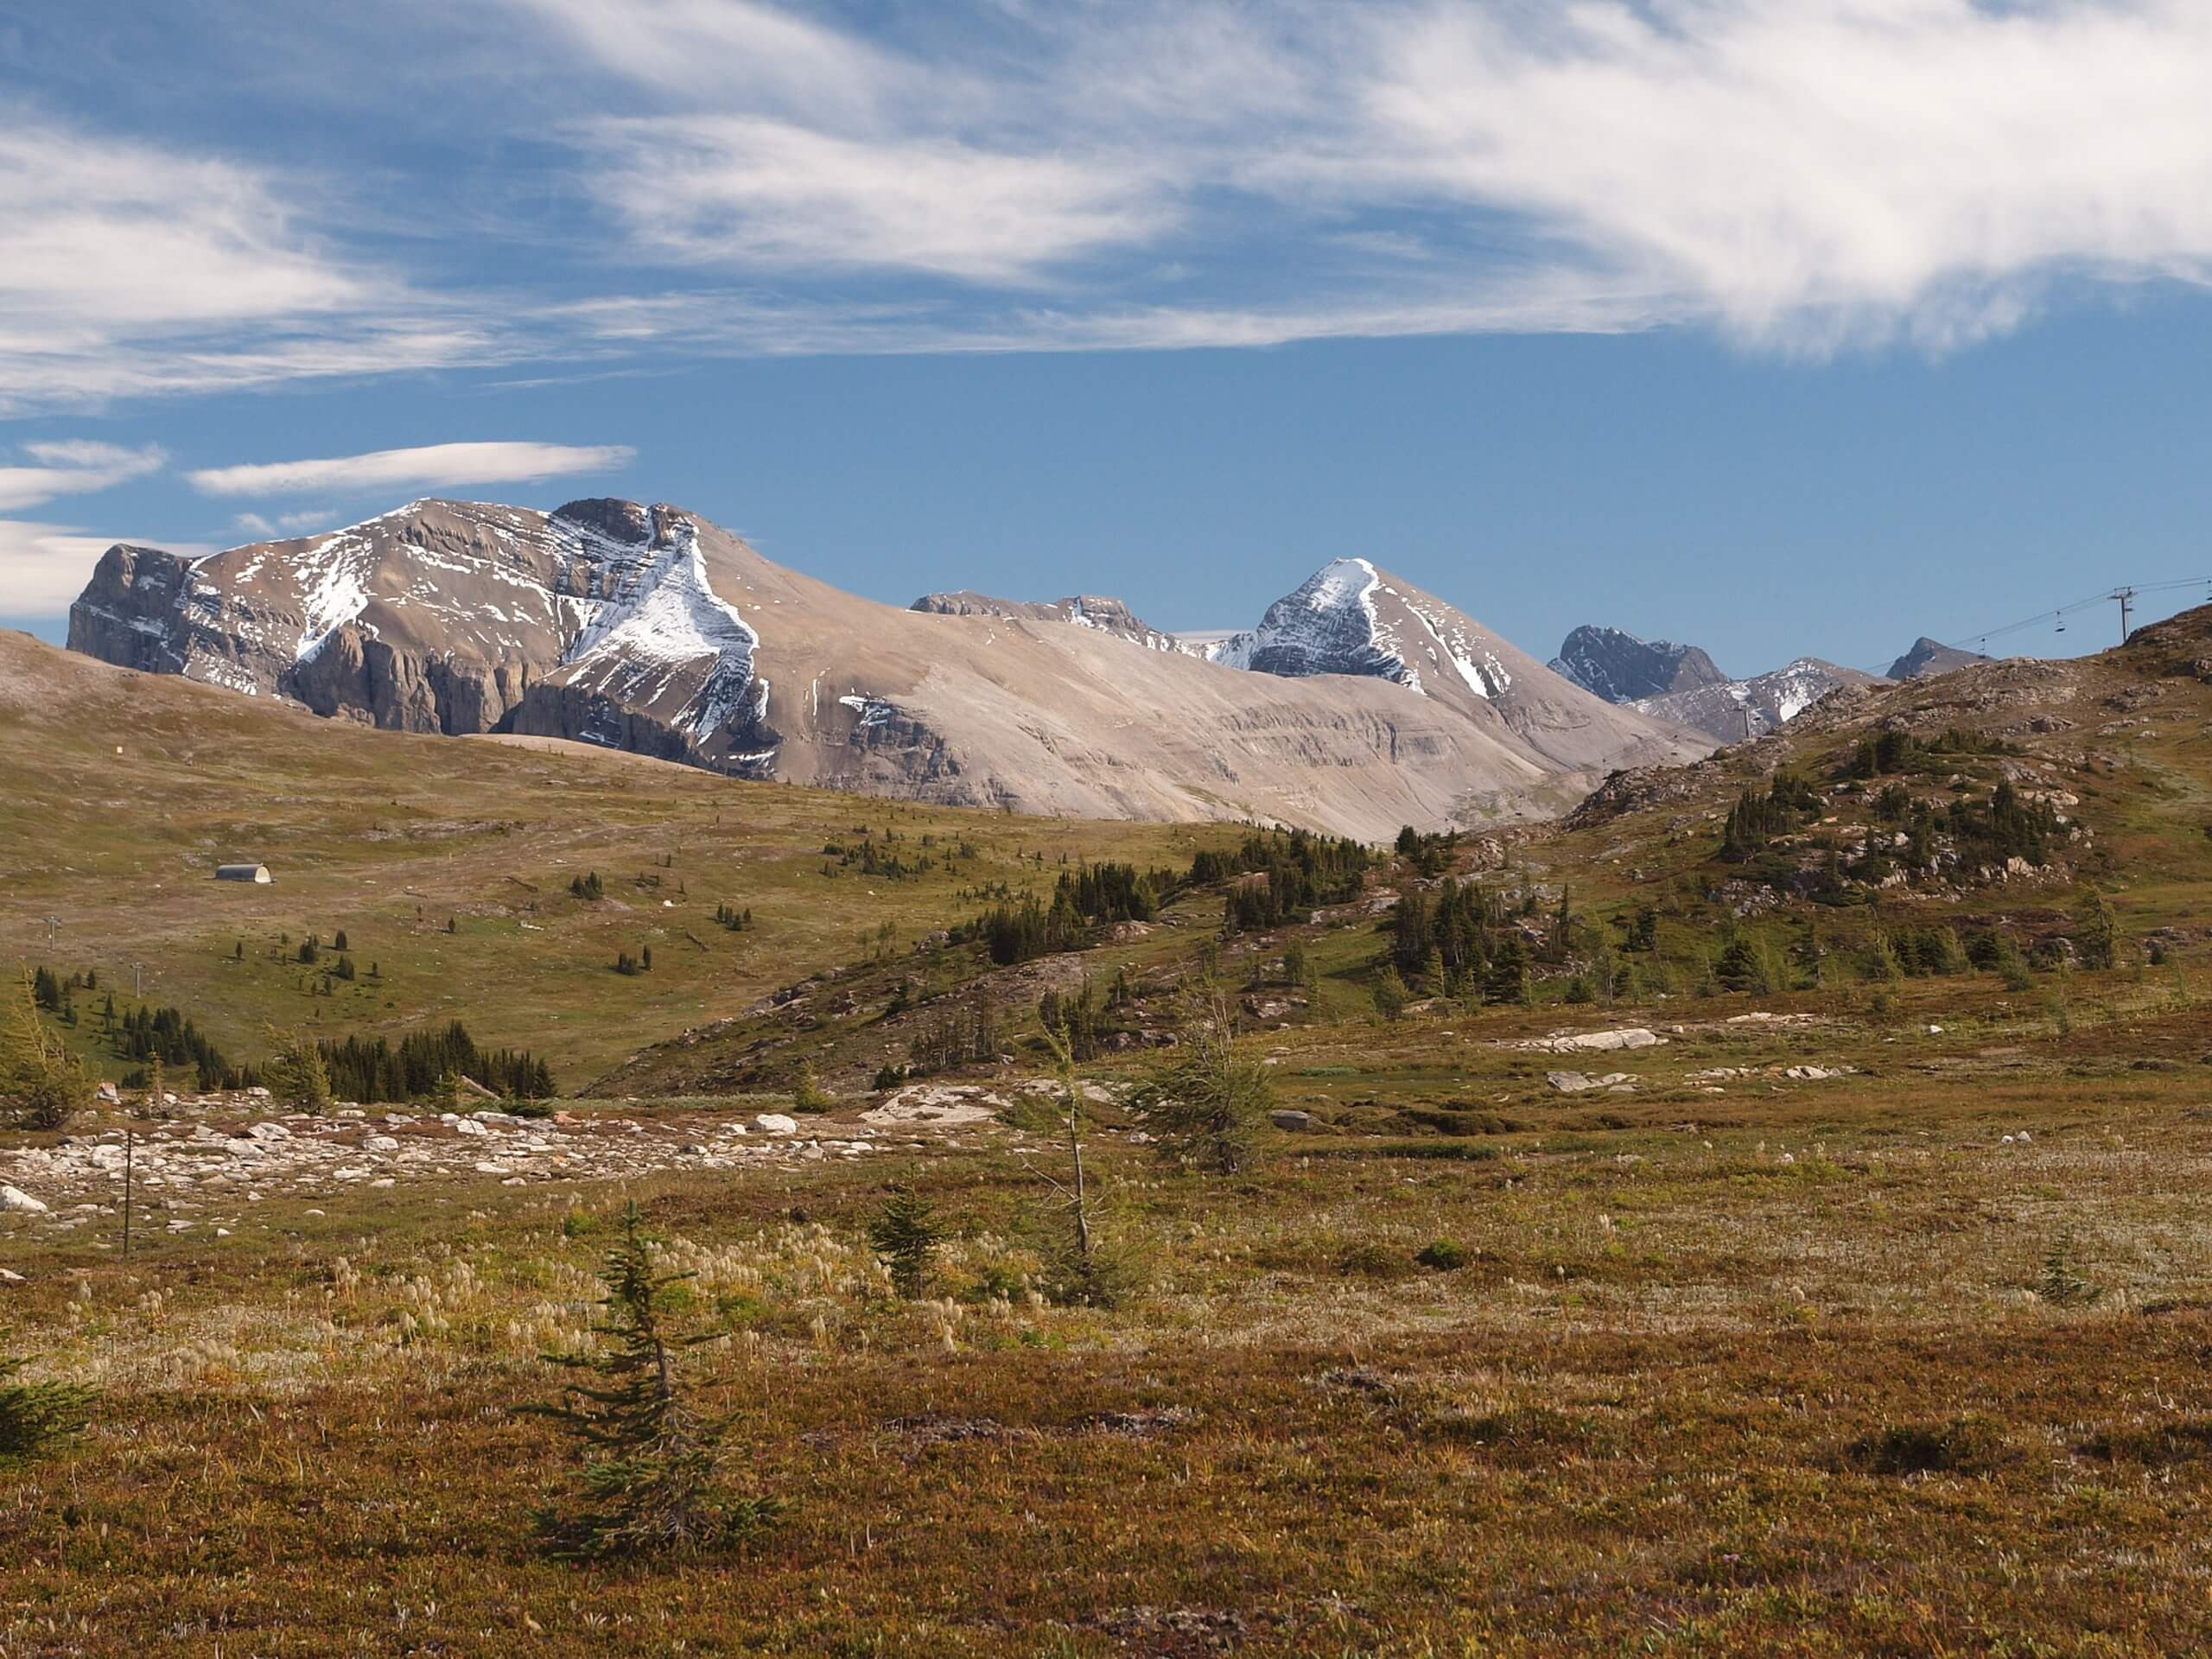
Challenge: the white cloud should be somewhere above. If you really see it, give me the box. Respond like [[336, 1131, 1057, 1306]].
[[507, 0, 920, 119], [1312, 0, 2212, 349], [0, 518, 214, 614], [0, 442, 165, 512], [0, 115, 510, 415], [12, 0, 2212, 416], [586, 116, 1174, 283], [514, 0, 2212, 353], [232, 507, 342, 539], [188, 441, 635, 498]]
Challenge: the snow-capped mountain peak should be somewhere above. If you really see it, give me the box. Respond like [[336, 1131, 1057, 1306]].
[[1205, 556, 1513, 702]]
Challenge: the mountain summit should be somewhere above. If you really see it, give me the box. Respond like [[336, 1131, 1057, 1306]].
[[67, 500, 1707, 837], [1887, 636, 1992, 680], [1549, 625, 1727, 704], [1205, 559, 1698, 775]]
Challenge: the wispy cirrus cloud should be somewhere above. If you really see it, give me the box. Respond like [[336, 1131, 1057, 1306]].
[[583, 116, 1175, 285], [512, 0, 2212, 354], [0, 442, 166, 512], [232, 507, 343, 539], [187, 441, 636, 498], [0, 112, 511, 415], [11, 0, 2212, 424]]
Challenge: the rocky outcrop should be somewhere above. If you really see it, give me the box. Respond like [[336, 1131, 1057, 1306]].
[[1550, 625, 1727, 703], [65, 544, 196, 675]]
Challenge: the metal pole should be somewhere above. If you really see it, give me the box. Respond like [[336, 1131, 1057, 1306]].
[[2114, 586, 2136, 643], [44, 915, 59, 949]]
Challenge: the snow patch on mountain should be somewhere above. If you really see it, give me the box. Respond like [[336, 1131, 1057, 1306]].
[[1204, 558, 1513, 703], [1205, 558, 1391, 680], [293, 529, 378, 664], [1634, 656, 1885, 743], [1394, 587, 1510, 701], [556, 518, 761, 741]]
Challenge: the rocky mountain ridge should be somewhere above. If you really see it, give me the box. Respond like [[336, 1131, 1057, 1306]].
[[64, 499, 1708, 840], [1550, 625, 1728, 703], [1634, 657, 1890, 744], [909, 590, 1186, 653]]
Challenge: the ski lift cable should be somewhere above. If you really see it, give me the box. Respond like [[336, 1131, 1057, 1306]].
[[1942, 578, 2212, 653]]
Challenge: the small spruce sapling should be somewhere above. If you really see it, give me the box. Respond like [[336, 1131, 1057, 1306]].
[[790, 1063, 832, 1113], [868, 1183, 944, 1300], [524, 1201, 776, 1560], [262, 1025, 333, 1115], [0, 1353, 95, 1466], [1132, 982, 1271, 1176], [2, 969, 93, 1131]]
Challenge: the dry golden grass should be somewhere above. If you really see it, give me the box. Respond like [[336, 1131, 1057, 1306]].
[[9, 996, 2212, 1656]]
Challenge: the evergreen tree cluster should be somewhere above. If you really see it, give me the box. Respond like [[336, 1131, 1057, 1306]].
[[1873, 925, 1973, 978], [1720, 773, 1825, 862], [1393, 823, 1462, 877], [29, 966, 75, 1017], [569, 871, 604, 900], [713, 903, 754, 931], [114, 1001, 246, 1090], [965, 861, 1179, 967], [1060, 861, 1168, 926], [1038, 978, 1109, 1062], [1845, 726, 2012, 779], [820, 833, 923, 880], [1389, 878, 1508, 994], [1198, 830, 1370, 933], [906, 998, 1001, 1075], [963, 896, 1071, 966], [1948, 780, 2062, 869], [316, 1020, 555, 1103]]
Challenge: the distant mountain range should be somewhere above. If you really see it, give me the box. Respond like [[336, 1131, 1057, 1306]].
[[1550, 622, 1987, 744], [66, 499, 1706, 839]]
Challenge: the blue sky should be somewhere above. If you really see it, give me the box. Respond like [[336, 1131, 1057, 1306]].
[[3, 1, 2211, 677]]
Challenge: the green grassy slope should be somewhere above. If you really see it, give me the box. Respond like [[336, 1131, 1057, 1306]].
[[0, 632, 1235, 1086]]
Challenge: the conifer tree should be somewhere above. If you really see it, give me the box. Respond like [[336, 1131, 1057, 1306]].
[[868, 1183, 944, 1300], [0, 1353, 94, 1466], [790, 1062, 831, 1113], [525, 1202, 774, 1560], [263, 1025, 333, 1114], [2074, 892, 2119, 971], [1484, 936, 1530, 1006], [1134, 983, 1271, 1175], [2, 970, 92, 1131]]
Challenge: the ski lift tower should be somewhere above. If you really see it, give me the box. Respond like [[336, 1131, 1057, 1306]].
[[2113, 587, 2137, 644]]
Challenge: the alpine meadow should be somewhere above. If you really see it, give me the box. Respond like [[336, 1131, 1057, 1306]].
[[11, 3, 2212, 1656]]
